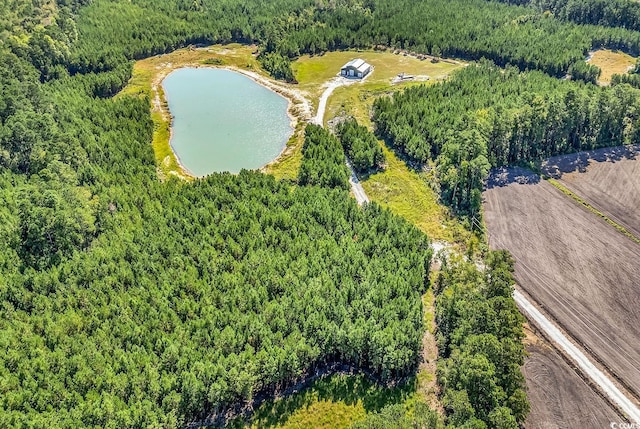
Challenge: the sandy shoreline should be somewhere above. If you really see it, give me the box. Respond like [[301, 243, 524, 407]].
[[152, 61, 313, 179]]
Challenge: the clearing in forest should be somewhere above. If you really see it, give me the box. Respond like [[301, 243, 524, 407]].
[[292, 50, 466, 242], [587, 49, 636, 84], [484, 165, 640, 403], [293, 49, 465, 115]]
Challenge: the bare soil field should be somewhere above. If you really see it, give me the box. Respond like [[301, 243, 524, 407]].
[[524, 328, 621, 428], [542, 145, 640, 238], [484, 167, 640, 400]]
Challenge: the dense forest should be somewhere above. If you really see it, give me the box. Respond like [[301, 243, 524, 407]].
[[298, 124, 350, 190], [3, 0, 639, 426], [491, 0, 640, 32], [436, 251, 527, 428], [336, 119, 385, 175], [373, 61, 640, 216], [0, 2, 438, 426]]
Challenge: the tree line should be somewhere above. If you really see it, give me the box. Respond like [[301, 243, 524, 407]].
[[373, 61, 640, 217], [7, 0, 640, 86], [490, 0, 640, 32], [435, 251, 528, 428]]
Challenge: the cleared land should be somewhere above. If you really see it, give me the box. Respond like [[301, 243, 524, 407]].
[[484, 166, 640, 402], [523, 327, 621, 428], [542, 145, 640, 239], [587, 49, 636, 85], [292, 50, 464, 111], [294, 51, 467, 243]]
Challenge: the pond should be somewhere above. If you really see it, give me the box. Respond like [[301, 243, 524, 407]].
[[162, 68, 293, 176]]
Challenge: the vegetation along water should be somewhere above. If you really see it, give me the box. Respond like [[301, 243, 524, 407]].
[[5, 0, 640, 427], [162, 68, 293, 176]]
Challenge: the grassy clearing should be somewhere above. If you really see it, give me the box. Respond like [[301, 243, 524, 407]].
[[231, 374, 418, 429], [262, 124, 305, 181], [295, 50, 467, 243], [293, 49, 464, 112], [362, 148, 460, 243], [587, 49, 637, 84]]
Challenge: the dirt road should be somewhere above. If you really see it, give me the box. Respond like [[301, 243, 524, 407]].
[[516, 290, 640, 423], [313, 77, 369, 205], [484, 167, 640, 422]]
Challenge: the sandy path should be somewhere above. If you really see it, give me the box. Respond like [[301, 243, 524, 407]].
[[516, 289, 640, 424], [346, 158, 369, 205], [312, 76, 369, 205]]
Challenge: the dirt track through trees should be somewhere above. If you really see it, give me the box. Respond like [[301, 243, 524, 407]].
[[484, 166, 640, 406]]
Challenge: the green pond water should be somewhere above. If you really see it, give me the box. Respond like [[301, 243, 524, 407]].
[[162, 68, 293, 176]]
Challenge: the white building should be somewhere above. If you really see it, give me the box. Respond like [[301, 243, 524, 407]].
[[340, 59, 372, 78]]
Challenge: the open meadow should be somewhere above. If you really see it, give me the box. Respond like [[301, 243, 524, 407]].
[[587, 49, 637, 84], [484, 166, 640, 402], [292, 50, 464, 111]]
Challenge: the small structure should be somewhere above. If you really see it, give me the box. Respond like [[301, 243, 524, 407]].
[[340, 58, 372, 78], [392, 72, 418, 84]]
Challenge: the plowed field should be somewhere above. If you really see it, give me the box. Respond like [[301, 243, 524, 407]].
[[524, 330, 621, 428], [542, 145, 640, 238], [484, 166, 640, 402]]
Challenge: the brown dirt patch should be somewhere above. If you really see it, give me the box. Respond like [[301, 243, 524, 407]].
[[484, 167, 640, 400], [542, 145, 640, 238], [524, 332, 621, 428], [586, 50, 636, 85]]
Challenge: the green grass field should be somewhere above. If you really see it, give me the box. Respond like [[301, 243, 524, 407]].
[[231, 374, 419, 429]]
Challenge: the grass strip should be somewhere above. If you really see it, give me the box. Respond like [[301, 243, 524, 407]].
[[547, 178, 640, 245]]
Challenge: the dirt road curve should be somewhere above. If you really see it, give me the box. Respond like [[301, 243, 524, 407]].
[[312, 76, 355, 125], [515, 290, 640, 424]]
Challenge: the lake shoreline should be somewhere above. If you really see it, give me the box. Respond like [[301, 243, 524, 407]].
[[153, 58, 311, 179]]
